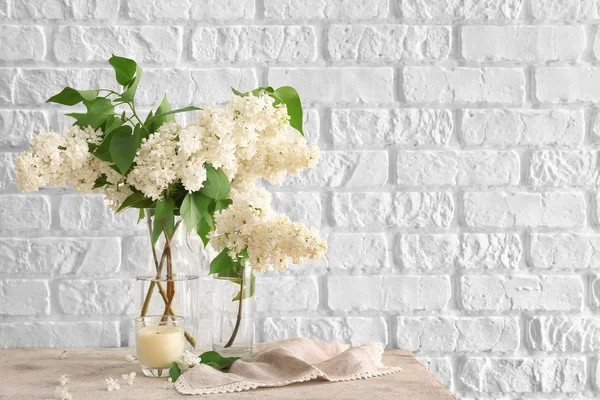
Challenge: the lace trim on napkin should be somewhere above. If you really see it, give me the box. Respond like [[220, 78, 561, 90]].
[[174, 342, 402, 395]]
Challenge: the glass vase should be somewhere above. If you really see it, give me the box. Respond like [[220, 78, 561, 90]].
[[212, 266, 256, 359], [135, 212, 210, 354]]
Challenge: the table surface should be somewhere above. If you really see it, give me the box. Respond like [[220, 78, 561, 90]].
[[0, 347, 456, 399]]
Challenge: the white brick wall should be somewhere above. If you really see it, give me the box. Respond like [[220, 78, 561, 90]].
[[0, 0, 598, 398]]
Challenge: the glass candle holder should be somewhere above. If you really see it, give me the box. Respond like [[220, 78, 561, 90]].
[[135, 315, 185, 378]]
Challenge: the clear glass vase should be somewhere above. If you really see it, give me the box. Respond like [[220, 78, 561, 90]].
[[212, 266, 256, 359], [135, 212, 210, 354]]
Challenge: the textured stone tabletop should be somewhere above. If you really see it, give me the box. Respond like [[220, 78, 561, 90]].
[[0, 347, 456, 399]]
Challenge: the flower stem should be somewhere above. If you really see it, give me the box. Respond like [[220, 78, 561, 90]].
[[139, 215, 195, 347], [224, 270, 245, 348]]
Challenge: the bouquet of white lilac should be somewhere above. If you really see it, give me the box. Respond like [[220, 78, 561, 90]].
[[15, 55, 327, 349]]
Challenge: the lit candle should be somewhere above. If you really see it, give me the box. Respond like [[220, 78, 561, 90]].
[[136, 325, 185, 369]]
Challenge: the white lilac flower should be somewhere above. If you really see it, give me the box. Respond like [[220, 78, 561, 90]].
[[162, 377, 174, 389], [122, 372, 136, 386], [53, 386, 72, 400], [105, 377, 120, 391], [125, 354, 136, 362], [58, 374, 70, 386], [177, 350, 201, 372], [210, 182, 327, 272]]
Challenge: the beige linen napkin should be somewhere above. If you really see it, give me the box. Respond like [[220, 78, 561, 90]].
[[174, 338, 402, 395]]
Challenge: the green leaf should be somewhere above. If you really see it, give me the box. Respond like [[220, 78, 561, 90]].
[[92, 174, 108, 189], [92, 131, 114, 162], [147, 95, 176, 132], [117, 66, 142, 102], [200, 165, 230, 200], [47, 87, 99, 106], [67, 97, 115, 129], [210, 248, 236, 275], [109, 55, 137, 86], [273, 86, 303, 135], [180, 192, 211, 233], [214, 198, 232, 212], [232, 271, 255, 301], [109, 125, 140, 174], [147, 106, 201, 126], [103, 116, 124, 135], [169, 362, 181, 382], [196, 218, 211, 247], [137, 208, 145, 224], [152, 197, 175, 244], [199, 351, 240, 370], [116, 191, 153, 212]]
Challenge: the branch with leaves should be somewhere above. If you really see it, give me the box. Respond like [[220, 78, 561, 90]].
[[17, 54, 325, 351]]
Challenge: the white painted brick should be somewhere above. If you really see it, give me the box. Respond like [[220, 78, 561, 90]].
[[530, 234, 600, 270], [264, 0, 388, 19], [0, 153, 16, 192], [122, 236, 151, 276], [191, 26, 317, 63], [0, 26, 45, 61], [0, 69, 16, 105], [462, 26, 585, 62], [459, 233, 522, 270], [283, 151, 388, 188], [397, 150, 520, 186], [400, 0, 523, 20], [326, 233, 388, 272], [530, 151, 599, 187], [530, 0, 600, 20], [0, 110, 49, 148], [0, 1, 6, 18], [53, 26, 182, 63], [58, 280, 134, 315], [417, 358, 453, 389], [0, 238, 121, 277], [58, 195, 141, 232], [0, 195, 50, 232], [271, 192, 321, 226], [14, 69, 116, 105], [263, 317, 388, 346], [190, 0, 254, 20], [461, 109, 584, 146], [0, 279, 49, 316], [460, 357, 586, 393], [463, 192, 586, 228], [0, 321, 120, 348], [397, 317, 519, 352], [330, 109, 452, 147], [302, 109, 319, 145], [191, 69, 257, 104], [257, 276, 318, 312], [590, 275, 600, 309], [527, 316, 600, 352], [460, 275, 583, 312], [328, 25, 450, 62], [127, 0, 190, 19], [537, 68, 600, 103], [12, 0, 119, 19], [269, 68, 394, 103], [400, 234, 459, 271], [592, 29, 600, 60], [135, 69, 192, 107], [403, 67, 525, 104], [328, 276, 450, 312], [332, 192, 453, 228]]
